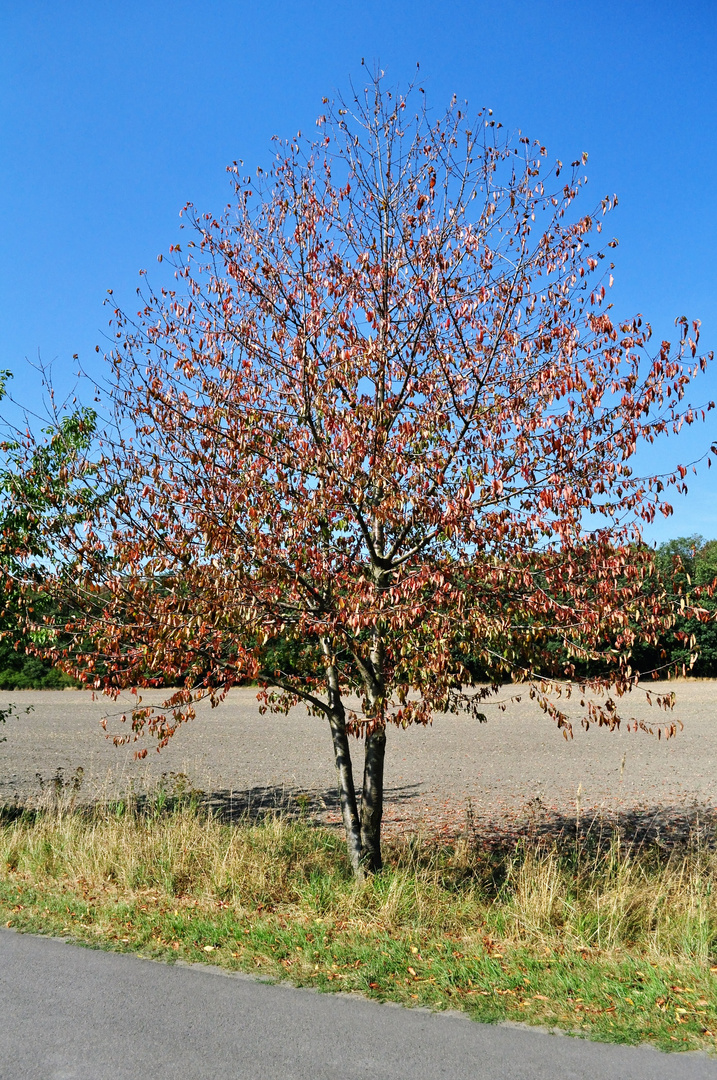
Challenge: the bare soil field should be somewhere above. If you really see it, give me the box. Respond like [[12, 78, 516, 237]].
[[2, 681, 716, 842]]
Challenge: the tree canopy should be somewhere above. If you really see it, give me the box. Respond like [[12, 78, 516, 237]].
[[29, 77, 715, 872]]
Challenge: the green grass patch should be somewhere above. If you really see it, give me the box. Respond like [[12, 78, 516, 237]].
[[1, 799, 716, 1054]]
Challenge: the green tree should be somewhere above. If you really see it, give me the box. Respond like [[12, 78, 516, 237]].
[[653, 537, 717, 676], [0, 369, 98, 690]]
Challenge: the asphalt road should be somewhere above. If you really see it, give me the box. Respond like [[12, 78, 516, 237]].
[[1, 683, 716, 829], [1, 928, 714, 1080]]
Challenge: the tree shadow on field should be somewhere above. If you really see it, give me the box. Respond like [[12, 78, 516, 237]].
[[195, 783, 717, 859], [2, 767, 715, 859], [461, 797, 717, 856], [199, 781, 424, 825], [0, 770, 424, 825]]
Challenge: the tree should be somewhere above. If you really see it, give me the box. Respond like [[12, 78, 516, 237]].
[[629, 536, 717, 678], [0, 369, 97, 690], [40, 76, 714, 874]]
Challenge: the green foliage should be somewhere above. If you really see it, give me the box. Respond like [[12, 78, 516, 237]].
[[0, 641, 76, 691], [630, 537, 717, 678], [459, 538, 717, 684], [0, 371, 99, 690]]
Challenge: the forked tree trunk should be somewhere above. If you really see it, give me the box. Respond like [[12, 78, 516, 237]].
[[327, 710, 387, 876], [322, 639, 388, 876]]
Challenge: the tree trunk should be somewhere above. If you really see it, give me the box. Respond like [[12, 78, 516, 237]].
[[322, 637, 362, 873], [328, 706, 362, 874], [322, 636, 388, 877], [360, 725, 386, 872]]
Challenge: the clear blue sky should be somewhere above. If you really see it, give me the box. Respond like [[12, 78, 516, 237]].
[[1, 0, 715, 543]]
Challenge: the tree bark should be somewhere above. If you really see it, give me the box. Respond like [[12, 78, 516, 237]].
[[328, 706, 362, 874], [322, 638, 362, 874], [323, 632, 388, 877], [360, 725, 386, 872]]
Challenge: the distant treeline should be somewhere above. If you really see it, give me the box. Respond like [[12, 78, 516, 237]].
[[628, 537, 717, 679], [2, 536, 716, 691], [0, 636, 76, 691]]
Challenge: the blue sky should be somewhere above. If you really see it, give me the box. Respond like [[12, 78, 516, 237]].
[[1, 0, 715, 543]]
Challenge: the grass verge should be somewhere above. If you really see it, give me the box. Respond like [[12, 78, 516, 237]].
[[1, 794, 716, 1054]]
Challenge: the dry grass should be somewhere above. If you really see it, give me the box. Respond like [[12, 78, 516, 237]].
[[2, 790, 717, 1052], [3, 802, 716, 956]]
